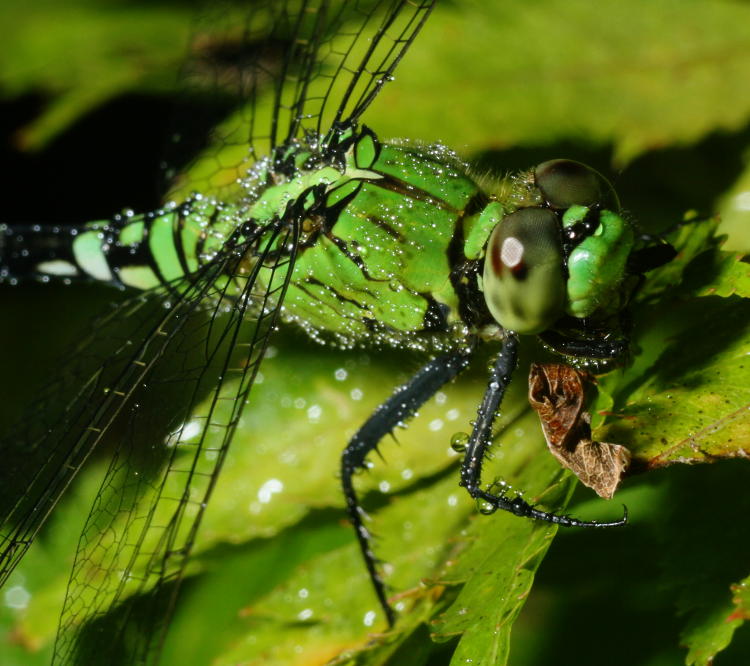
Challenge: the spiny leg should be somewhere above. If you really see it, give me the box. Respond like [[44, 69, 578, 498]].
[[537, 330, 629, 360], [459, 333, 627, 527], [341, 350, 472, 626]]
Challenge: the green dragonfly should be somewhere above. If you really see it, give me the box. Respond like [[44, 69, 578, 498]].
[[0, 0, 688, 662]]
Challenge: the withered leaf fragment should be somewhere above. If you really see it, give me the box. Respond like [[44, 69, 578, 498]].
[[528, 363, 630, 499]]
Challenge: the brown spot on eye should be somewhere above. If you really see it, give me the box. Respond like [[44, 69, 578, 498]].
[[491, 239, 504, 276], [511, 262, 528, 280]]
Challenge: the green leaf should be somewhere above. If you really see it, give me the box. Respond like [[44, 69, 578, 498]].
[[369, 0, 750, 164], [657, 464, 750, 666], [717, 153, 750, 253], [504, 464, 750, 666], [597, 252, 750, 470], [636, 218, 723, 302], [0, 0, 193, 150], [731, 574, 750, 624], [690, 252, 750, 299], [430, 442, 575, 665]]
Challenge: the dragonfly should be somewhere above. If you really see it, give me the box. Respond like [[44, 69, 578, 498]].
[[0, 0, 678, 662]]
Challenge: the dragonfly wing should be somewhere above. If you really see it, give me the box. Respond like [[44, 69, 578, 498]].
[[274, 0, 437, 147], [166, 0, 436, 201], [0, 242, 252, 586], [44, 217, 300, 664], [0, 215, 298, 662], [0, 288, 221, 587]]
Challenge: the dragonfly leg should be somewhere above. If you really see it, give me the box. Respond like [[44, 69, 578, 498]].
[[341, 350, 472, 626], [459, 333, 628, 528], [537, 331, 630, 359]]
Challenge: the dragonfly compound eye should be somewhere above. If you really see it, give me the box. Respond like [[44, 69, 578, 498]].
[[534, 159, 619, 211], [482, 207, 565, 334]]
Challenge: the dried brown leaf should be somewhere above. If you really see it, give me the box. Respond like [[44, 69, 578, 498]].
[[529, 363, 630, 499]]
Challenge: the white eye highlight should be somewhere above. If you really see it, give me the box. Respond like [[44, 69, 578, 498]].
[[500, 236, 524, 268]]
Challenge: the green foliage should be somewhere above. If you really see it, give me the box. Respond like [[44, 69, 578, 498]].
[[1, 1, 749, 665], [598, 220, 750, 469], [0, 0, 193, 150]]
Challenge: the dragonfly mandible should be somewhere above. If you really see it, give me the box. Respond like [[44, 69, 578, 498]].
[[0, 0, 678, 662]]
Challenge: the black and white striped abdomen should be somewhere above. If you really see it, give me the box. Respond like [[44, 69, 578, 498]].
[[0, 199, 243, 289]]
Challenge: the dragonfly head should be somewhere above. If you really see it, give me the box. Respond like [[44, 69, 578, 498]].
[[481, 159, 669, 366]]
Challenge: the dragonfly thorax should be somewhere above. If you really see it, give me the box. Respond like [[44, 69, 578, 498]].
[[261, 128, 489, 353]]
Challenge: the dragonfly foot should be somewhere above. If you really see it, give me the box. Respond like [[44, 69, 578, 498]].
[[473, 488, 628, 528]]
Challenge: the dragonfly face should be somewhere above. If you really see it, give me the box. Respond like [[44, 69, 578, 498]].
[[482, 159, 645, 365]]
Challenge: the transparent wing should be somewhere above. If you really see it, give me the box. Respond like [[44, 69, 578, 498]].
[[0, 217, 298, 663], [45, 218, 298, 664], [0, 250, 243, 586], [0, 290, 207, 587], [166, 0, 436, 202], [272, 0, 437, 147]]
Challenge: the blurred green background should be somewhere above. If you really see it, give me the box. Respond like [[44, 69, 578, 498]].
[[0, 1, 749, 665]]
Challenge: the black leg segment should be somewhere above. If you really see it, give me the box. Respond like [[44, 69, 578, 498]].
[[341, 349, 472, 625], [459, 333, 627, 527], [538, 330, 629, 360]]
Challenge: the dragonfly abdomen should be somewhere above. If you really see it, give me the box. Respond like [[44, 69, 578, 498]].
[[0, 222, 88, 285], [0, 198, 243, 288]]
